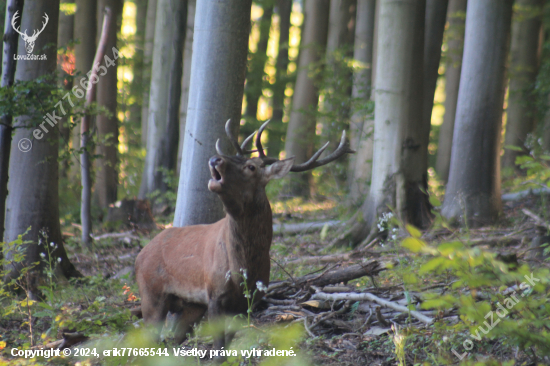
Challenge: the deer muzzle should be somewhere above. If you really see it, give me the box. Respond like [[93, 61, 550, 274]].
[[208, 156, 225, 192]]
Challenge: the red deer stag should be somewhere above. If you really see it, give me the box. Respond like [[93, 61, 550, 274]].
[[135, 119, 354, 348]]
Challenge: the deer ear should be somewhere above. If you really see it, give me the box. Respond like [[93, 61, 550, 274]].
[[263, 157, 295, 183]]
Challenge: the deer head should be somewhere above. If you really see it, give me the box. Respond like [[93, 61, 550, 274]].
[[12, 11, 49, 54], [209, 119, 355, 216]]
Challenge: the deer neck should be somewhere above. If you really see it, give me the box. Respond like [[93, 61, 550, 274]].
[[223, 192, 273, 276]]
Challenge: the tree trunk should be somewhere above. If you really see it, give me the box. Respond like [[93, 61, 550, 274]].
[[267, 0, 292, 159], [0, 0, 24, 252], [434, 0, 466, 181], [174, 0, 252, 227], [348, 0, 376, 202], [283, 0, 330, 197], [501, 0, 543, 171], [82, 8, 113, 248], [177, 0, 196, 177], [72, 0, 97, 179], [244, 1, 273, 125], [57, 0, 74, 177], [141, 0, 157, 146], [422, 0, 448, 170], [129, 0, 147, 135], [139, 0, 186, 199], [94, 0, 123, 209], [362, 0, 430, 231], [442, 0, 513, 226], [4, 0, 80, 285]]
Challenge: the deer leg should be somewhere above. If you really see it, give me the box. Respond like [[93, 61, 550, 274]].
[[207, 300, 226, 360], [173, 305, 207, 344], [141, 293, 169, 341]]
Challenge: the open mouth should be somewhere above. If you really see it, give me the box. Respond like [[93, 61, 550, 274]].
[[212, 166, 222, 181]]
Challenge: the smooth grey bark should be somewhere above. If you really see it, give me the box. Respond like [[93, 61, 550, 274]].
[[94, 0, 123, 209], [323, 0, 356, 144], [4, 0, 80, 283], [422, 0, 448, 169], [139, 0, 186, 199], [267, 0, 292, 159], [244, 1, 273, 123], [81, 9, 112, 248], [0, 0, 24, 249], [174, 0, 252, 227], [284, 0, 330, 197], [442, 0, 513, 225], [435, 0, 466, 181], [141, 0, 157, 146], [348, 0, 376, 202], [362, 0, 429, 230], [501, 0, 543, 171], [129, 0, 147, 132], [177, 0, 196, 177], [57, 0, 74, 174], [72, 0, 96, 176]]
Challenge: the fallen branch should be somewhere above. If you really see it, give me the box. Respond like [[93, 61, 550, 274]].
[[93, 231, 141, 241], [268, 260, 387, 293], [273, 220, 341, 235], [284, 239, 379, 266], [311, 291, 434, 325], [522, 208, 550, 231]]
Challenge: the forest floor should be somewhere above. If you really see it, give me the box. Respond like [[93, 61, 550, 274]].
[[1, 193, 550, 365]]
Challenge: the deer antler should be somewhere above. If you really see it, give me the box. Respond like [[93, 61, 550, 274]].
[[11, 11, 27, 39], [254, 119, 355, 172], [27, 13, 49, 41], [215, 119, 354, 169]]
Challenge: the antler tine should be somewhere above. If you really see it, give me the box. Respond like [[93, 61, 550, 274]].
[[215, 139, 225, 155], [289, 130, 355, 172], [240, 131, 256, 154], [255, 120, 279, 164], [255, 119, 270, 158], [224, 119, 244, 155]]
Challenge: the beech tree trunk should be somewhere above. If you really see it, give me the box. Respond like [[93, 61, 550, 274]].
[[284, 0, 330, 197], [94, 0, 123, 209], [4, 0, 80, 285], [0, 0, 24, 250], [139, 0, 186, 199], [177, 0, 196, 177], [57, 0, 74, 177], [435, 0, 466, 181], [348, 0, 376, 202], [322, 0, 356, 162], [141, 0, 157, 146], [501, 0, 543, 171], [362, 0, 430, 231], [267, 0, 292, 159], [422, 0, 448, 170], [244, 1, 273, 124], [129, 0, 147, 132], [72, 0, 97, 179], [442, 0, 513, 226], [174, 0, 252, 227]]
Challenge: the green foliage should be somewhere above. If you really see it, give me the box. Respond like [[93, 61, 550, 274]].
[[400, 226, 550, 360]]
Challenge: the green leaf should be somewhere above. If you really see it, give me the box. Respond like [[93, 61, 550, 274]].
[[401, 237, 425, 252], [429, 195, 441, 207], [419, 257, 447, 274], [437, 241, 464, 255], [504, 145, 524, 152], [406, 224, 422, 238]]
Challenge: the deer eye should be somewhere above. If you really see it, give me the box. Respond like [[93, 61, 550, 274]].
[[247, 165, 256, 171]]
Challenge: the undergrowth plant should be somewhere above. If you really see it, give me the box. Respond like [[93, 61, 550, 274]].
[[400, 223, 550, 363]]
